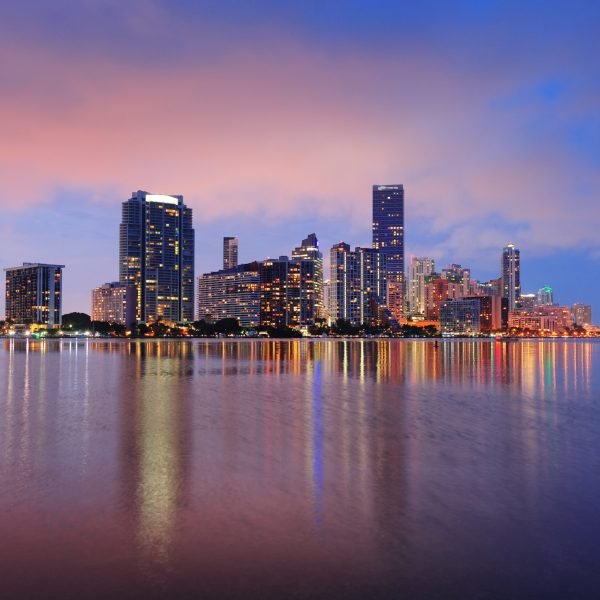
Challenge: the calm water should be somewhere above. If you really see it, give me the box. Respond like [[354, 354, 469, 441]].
[[1, 338, 599, 599]]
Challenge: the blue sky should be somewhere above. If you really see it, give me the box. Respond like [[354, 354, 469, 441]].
[[0, 1, 598, 317]]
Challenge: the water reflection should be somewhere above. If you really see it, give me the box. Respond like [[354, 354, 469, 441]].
[[0, 339, 599, 598]]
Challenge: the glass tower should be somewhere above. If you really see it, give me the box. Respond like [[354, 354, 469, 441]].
[[501, 243, 521, 312], [119, 190, 194, 323], [223, 237, 239, 270], [372, 184, 405, 320]]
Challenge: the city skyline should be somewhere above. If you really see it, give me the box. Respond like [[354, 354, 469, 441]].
[[1, 1, 599, 314]]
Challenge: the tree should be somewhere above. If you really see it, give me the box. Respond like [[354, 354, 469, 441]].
[[214, 318, 241, 335], [63, 312, 92, 331]]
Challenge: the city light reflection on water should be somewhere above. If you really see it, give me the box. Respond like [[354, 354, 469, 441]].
[[0, 339, 599, 599]]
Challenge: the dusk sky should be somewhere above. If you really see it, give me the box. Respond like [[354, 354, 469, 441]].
[[1, 0, 599, 315]]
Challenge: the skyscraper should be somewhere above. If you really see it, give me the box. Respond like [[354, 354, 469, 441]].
[[223, 237, 239, 270], [329, 243, 387, 326], [119, 190, 194, 323], [501, 243, 521, 311], [291, 233, 324, 320], [408, 257, 435, 316], [4, 263, 64, 327], [372, 184, 404, 320]]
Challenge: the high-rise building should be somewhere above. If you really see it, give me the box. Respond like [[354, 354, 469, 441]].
[[408, 257, 435, 316], [572, 303, 593, 326], [119, 190, 194, 323], [537, 285, 554, 306], [91, 282, 136, 329], [441, 264, 471, 297], [4, 263, 64, 327], [372, 184, 404, 320], [329, 243, 387, 326], [198, 263, 260, 327], [501, 243, 521, 311], [259, 254, 319, 329], [223, 237, 239, 270], [291, 233, 324, 320]]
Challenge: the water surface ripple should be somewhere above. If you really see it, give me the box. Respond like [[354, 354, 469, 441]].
[[1, 339, 599, 599]]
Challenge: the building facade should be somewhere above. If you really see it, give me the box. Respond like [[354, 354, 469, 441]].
[[4, 263, 64, 327], [329, 243, 387, 326], [223, 237, 239, 270], [440, 298, 481, 335], [119, 190, 194, 323], [197, 263, 260, 327], [291, 233, 324, 320], [501, 243, 521, 311], [408, 257, 435, 316], [571, 303, 593, 327], [509, 306, 571, 334], [91, 282, 136, 328], [372, 184, 404, 320]]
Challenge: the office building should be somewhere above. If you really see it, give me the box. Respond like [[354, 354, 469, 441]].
[[119, 190, 194, 323], [501, 243, 521, 311], [223, 237, 239, 270], [198, 263, 260, 327], [4, 263, 64, 327], [537, 285, 554, 306], [329, 243, 387, 326], [408, 257, 435, 316], [572, 303, 593, 326], [372, 184, 404, 320], [91, 282, 136, 328]]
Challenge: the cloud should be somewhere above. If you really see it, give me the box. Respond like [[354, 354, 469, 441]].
[[0, 0, 599, 311]]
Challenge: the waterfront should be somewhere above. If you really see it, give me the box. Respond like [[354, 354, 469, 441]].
[[1, 339, 599, 598]]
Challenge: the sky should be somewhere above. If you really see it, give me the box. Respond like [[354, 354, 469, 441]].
[[1, 0, 599, 317]]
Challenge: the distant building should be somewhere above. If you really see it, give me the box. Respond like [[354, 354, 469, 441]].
[[441, 264, 471, 297], [440, 296, 508, 335], [473, 277, 502, 297], [572, 303, 593, 326], [291, 233, 324, 320], [259, 255, 319, 329], [197, 262, 260, 327], [4, 263, 64, 327], [501, 243, 521, 311], [372, 184, 404, 320], [440, 298, 481, 335], [537, 285, 554, 306], [91, 282, 136, 329], [329, 243, 387, 326], [119, 190, 194, 323], [408, 257, 435, 316], [223, 237, 239, 270], [509, 306, 571, 334], [516, 293, 537, 309], [424, 276, 465, 320]]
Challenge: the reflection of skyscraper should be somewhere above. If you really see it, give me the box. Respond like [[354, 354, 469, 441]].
[[119, 191, 195, 323], [223, 237, 239, 270], [4, 263, 64, 327], [501, 243, 521, 311], [372, 185, 404, 320]]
